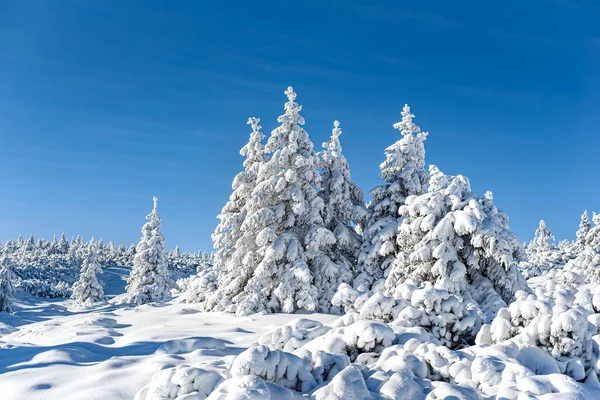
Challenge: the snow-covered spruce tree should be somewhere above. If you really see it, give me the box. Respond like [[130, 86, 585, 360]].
[[576, 210, 591, 247], [57, 232, 69, 255], [563, 212, 600, 284], [0, 254, 16, 313], [385, 169, 526, 320], [122, 197, 171, 305], [71, 242, 104, 305], [587, 212, 600, 251], [316, 120, 368, 311], [231, 87, 333, 315], [529, 220, 555, 252], [520, 220, 564, 278], [355, 104, 429, 290], [195, 117, 268, 310]]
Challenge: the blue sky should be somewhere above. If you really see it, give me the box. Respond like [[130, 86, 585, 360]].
[[1, 0, 599, 252]]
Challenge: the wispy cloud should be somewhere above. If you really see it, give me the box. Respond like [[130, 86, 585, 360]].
[[352, 5, 461, 28]]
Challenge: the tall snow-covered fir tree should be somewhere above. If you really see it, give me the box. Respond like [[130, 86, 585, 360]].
[[71, 242, 104, 305], [122, 197, 171, 305], [355, 104, 429, 290], [315, 120, 368, 312], [196, 117, 268, 310], [0, 254, 16, 313], [227, 87, 333, 316], [385, 169, 526, 321]]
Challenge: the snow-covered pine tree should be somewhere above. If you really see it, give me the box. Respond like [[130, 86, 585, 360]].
[[0, 254, 16, 313], [355, 105, 429, 290], [122, 197, 171, 305], [385, 169, 526, 321], [231, 87, 327, 315], [104, 241, 118, 266], [124, 244, 136, 266], [518, 219, 564, 277], [17, 234, 35, 264], [197, 117, 268, 310], [563, 213, 600, 284], [71, 242, 104, 305], [315, 120, 367, 312], [576, 210, 591, 246], [57, 232, 69, 255], [529, 220, 555, 252], [49, 235, 59, 255]]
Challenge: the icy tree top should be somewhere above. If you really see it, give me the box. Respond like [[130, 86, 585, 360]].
[[279, 86, 305, 126], [322, 120, 343, 154], [393, 104, 421, 137], [241, 117, 266, 173], [531, 219, 555, 251], [247, 116, 261, 132]]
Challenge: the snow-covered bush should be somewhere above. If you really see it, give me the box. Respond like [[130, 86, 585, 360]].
[[311, 365, 381, 400], [230, 345, 318, 392], [477, 283, 597, 380], [385, 171, 527, 319], [259, 318, 331, 352], [208, 375, 300, 400], [134, 364, 229, 400], [19, 278, 73, 298], [334, 281, 477, 348], [185, 269, 221, 308], [298, 319, 395, 362]]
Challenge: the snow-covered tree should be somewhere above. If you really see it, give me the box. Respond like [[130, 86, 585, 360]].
[[71, 242, 104, 305], [563, 212, 600, 284], [122, 197, 171, 305], [576, 211, 591, 246], [57, 232, 69, 255], [530, 220, 555, 252], [355, 105, 429, 290], [201, 117, 267, 309], [385, 170, 526, 319], [520, 220, 564, 278], [0, 254, 16, 313], [315, 120, 368, 311], [226, 87, 329, 315], [586, 212, 600, 251]]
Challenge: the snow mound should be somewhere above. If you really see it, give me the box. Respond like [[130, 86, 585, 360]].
[[155, 337, 229, 355], [258, 318, 330, 352]]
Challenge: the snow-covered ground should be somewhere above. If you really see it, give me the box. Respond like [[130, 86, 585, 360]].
[[3, 266, 600, 400], [0, 266, 337, 399]]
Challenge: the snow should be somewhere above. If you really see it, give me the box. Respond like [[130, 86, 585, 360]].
[[4, 237, 600, 400], [0, 266, 339, 399]]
